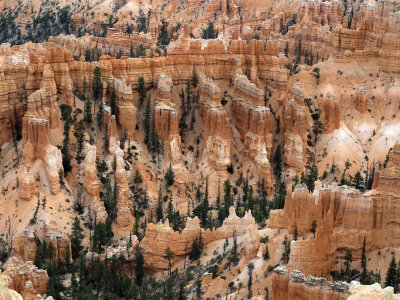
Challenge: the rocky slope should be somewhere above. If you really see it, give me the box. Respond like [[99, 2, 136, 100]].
[[0, 0, 399, 299]]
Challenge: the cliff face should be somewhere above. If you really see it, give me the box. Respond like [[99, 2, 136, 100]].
[[231, 74, 273, 187], [21, 64, 63, 195], [269, 144, 400, 277], [270, 267, 349, 300], [140, 207, 259, 270], [270, 267, 400, 300], [3, 257, 49, 300], [82, 143, 108, 223], [199, 73, 231, 169]]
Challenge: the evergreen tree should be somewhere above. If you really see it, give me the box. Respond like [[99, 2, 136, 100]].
[[130, 41, 134, 58], [138, 77, 146, 105], [177, 281, 187, 300], [353, 171, 365, 191], [133, 169, 143, 190], [229, 231, 239, 266], [143, 94, 151, 146], [156, 186, 164, 222], [62, 132, 72, 173], [158, 19, 170, 46], [74, 120, 85, 164], [202, 21, 217, 39], [165, 164, 175, 188], [263, 245, 270, 260], [281, 235, 290, 264], [165, 247, 175, 276], [109, 84, 117, 117], [92, 66, 102, 103], [294, 226, 298, 241], [167, 195, 174, 225], [192, 65, 198, 88], [284, 42, 289, 57], [344, 249, 352, 274], [361, 236, 368, 282], [385, 256, 398, 292], [310, 220, 317, 238], [96, 99, 104, 129], [84, 97, 93, 123], [136, 9, 147, 33], [134, 245, 144, 286], [189, 234, 203, 261], [247, 263, 254, 299], [70, 217, 84, 259]]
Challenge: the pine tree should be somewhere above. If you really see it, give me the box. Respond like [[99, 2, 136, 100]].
[[136, 8, 147, 33], [92, 66, 102, 102], [133, 169, 143, 190], [385, 256, 398, 292], [361, 236, 368, 282], [130, 41, 134, 58], [96, 99, 104, 129], [192, 65, 198, 87], [263, 245, 270, 260], [165, 247, 175, 276], [229, 231, 239, 266], [134, 245, 144, 286], [247, 263, 254, 299], [74, 120, 85, 164], [109, 84, 117, 117], [62, 133, 71, 173], [138, 77, 146, 105], [310, 220, 317, 238], [167, 195, 174, 224], [156, 186, 164, 222], [84, 97, 92, 123], [284, 42, 289, 57], [165, 164, 174, 188], [294, 226, 298, 241], [352, 171, 365, 191], [344, 249, 352, 274], [143, 95, 151, 146], [177, 281, 187, 300], [70, 269, 78, 299], [29, 196, 40, 225]]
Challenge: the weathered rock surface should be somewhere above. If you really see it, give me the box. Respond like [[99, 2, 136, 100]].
[[82, 143, 108, 223], [0, 269, 23, 300], [269, 145, 400, 277], [140, 207, 259, 270], [199, 73, 231, 169], [3, 257, 49, 300]]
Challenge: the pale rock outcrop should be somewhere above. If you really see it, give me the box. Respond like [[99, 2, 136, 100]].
[[373, 142, 400, 193], [324, 93, 340, 133], [282, 84, 308, 175], [269, 163, 400, 277], [231, 74, 273, 187], [22, 73, 63, 195], [140, 207, 259, 270], [348, 281, 400, 299], [3, 257, 49, 300], [154, 73, 182, 164], [44, 145, 63, 195], [113, 78, 137, 139], [355, 87, 368, 113], [199, 73, 231, 169], [12, 222, 72, 264], [82, 143, 108, 223], [19, 170, 36, 201], [0, 269, 23, 300], [109, 137, 133, 229], [270, 267, 349, 300]]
